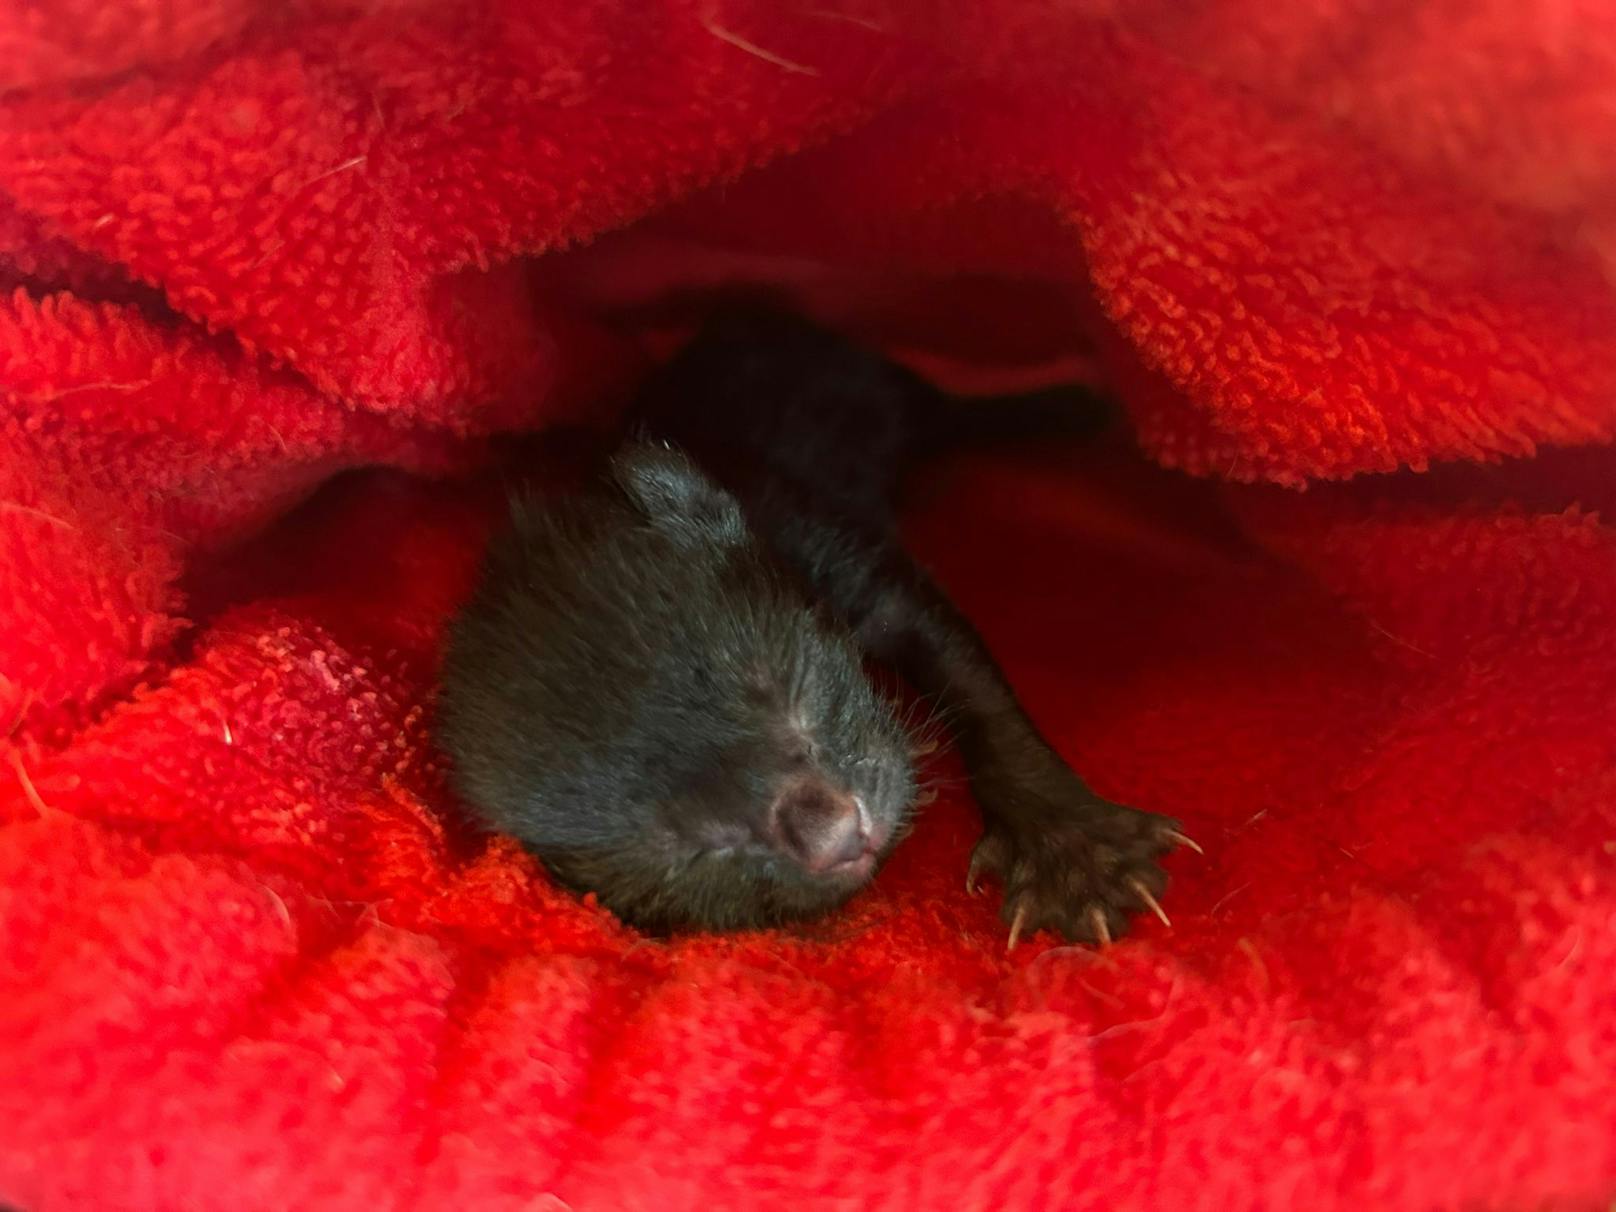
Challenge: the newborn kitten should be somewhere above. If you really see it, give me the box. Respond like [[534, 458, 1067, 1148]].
[[438, 308, 1191, 943]]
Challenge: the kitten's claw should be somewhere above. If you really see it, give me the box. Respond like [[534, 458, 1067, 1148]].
[[1129, 877, 1171, 928], [1007, 903, 1029, 951], [1166, 829, 1203, 855], [966, 829, 1010, 896], [1089, 906, 1112, 947]]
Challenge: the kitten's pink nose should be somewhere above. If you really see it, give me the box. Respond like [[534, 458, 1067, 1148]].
[[773, 782, 870, 874]]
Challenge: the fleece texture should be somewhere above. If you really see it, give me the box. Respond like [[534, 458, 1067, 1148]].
[[3, 2, 1616, 1208]]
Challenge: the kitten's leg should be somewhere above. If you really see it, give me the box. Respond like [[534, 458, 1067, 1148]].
[[843, 540, 1193, 946]]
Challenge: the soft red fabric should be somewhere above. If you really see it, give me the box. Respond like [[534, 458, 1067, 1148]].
[[4, 2, 1616, 1208]]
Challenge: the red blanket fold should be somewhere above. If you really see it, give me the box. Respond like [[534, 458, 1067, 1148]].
[[3, 3, 1615, 1208]]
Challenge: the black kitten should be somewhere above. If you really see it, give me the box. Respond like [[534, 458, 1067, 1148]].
[[438, 309, 1190, 943]]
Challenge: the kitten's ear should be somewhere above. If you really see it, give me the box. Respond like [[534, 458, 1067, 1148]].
[[610, 441, 748, 547]]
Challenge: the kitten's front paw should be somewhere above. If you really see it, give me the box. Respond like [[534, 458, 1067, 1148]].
[[967, 791, 1195, 948]]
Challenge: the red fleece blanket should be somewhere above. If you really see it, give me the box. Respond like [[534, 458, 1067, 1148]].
[[4, 2, 1616, 1208]]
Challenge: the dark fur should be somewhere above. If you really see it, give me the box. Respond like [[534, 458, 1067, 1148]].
[[438, 309, 1185, 941]]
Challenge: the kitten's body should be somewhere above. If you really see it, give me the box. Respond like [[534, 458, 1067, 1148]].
[[438, 309, 1186, 942]]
